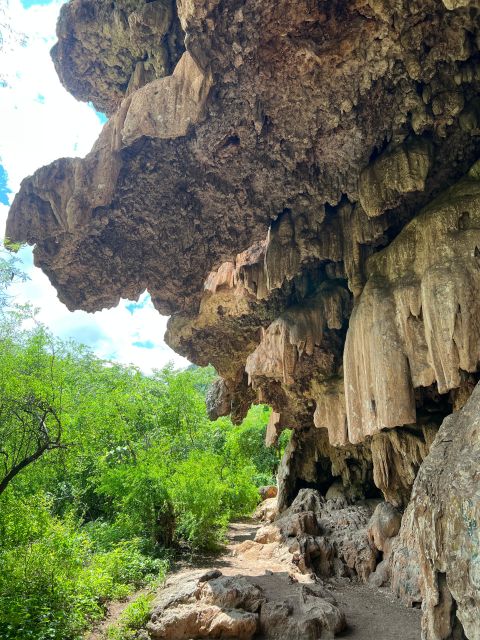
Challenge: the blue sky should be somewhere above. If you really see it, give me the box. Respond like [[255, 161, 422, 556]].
[[0, 165, 12, 205], [0, 0, 189, 371], [20, 0, 53, 7]]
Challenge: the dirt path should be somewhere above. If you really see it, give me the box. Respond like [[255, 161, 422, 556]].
[[334, 582, 421, 639], [88, 520, 421, 639], [85, 586, 151, 640], [219, 521, 422, 639]]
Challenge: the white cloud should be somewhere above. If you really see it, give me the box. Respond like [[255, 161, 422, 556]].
[[0, 0, 190, 372], [8, 245, 189, 371], [0, 0, 101, 192]]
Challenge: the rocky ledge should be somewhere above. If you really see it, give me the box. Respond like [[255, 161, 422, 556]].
[[6, 0, 480, 637], [144, 568, 345, 639]]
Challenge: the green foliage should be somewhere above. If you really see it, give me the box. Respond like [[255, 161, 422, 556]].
[[106, 593, 154, 640], [95, 460, 175, 548], [0, 248, 29, 315], [0, 249, 286, 639], [222, 405, 291, 486], [0, 494, 167, 640], [169, 450, 258, 549], [0, 324, 67, 496]]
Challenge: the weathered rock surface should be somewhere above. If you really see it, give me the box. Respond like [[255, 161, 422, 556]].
[[255, 489, 379, 582], [388, 502, 424, 607], [145, 566, 345, 639], [258, 485, 278, 501], [147, 571, 261, 639], [344, 164, 480, 443], [254, 497, 278, 524], [410, 382, 480, 639], [52, 0, 185, 116], [367, 502, 406, 591], [367, 502, 402, 553], [6, 0, 480, 635]]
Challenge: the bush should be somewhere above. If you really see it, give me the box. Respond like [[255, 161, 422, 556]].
[[0, 495, 168, 640], [95, 461, 175, 549], [0, 495, 97, 640], [168, 452, 231, 548], [106, 593, 154, 640], [168, 451, 259, 549]]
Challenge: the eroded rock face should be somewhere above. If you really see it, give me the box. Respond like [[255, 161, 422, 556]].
[[344, 164, 480, 443], [52, 0, 185, 116], [411, 382, 480, 639], [6, 0, 480, 635], [255, 488, 380, 582], [145, 567, 346, 639]]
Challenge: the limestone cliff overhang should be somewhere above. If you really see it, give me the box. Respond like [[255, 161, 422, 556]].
[[6, 0, 480, 447], [8, 0, 480, 316]]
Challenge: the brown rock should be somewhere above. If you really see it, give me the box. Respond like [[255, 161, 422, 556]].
[[148, 604, 258, 639], [254, 497, 278, 524], [411, 382, 480, 639], [196, 575, 265, 613], [259, 486, 278, 501], [259, 585, 346, 639], [388, 503, 423, 608], [344, 165, 480, 443], [358, 139, 433, 218], [367, 502, 402, 553], [51, 0, 185, 115], [206, 378, 232, 421], [256, 488, 379, 582], [146, 566, 346, 640]]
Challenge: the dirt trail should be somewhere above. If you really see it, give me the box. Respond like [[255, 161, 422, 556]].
[[86, 587, 150, 640], [87, 520, 421, 639], [221, 521, 422, 639]]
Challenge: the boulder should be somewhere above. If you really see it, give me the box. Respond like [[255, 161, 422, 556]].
[[146, 566, 346, 640], [254, 497, 278, 524], [259, 486, 278, 501], [259, 584, 346, 639], [367, 502, 402, 552], [196, 575, 265, 613], [148, 604, 258, 640]]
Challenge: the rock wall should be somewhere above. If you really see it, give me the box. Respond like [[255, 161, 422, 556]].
[[411, 380, 480, 640], [6, 0, 480, 636]]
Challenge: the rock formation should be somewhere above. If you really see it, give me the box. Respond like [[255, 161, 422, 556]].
[[410, 379, 480, 640], [145, 567, 346, 639], [6, 0, 480, 636], [254, 488, 380, 582]]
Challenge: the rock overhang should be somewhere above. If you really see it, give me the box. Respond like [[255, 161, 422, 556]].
[[9, 0, 480, 314], [6, 0, 480, 449]]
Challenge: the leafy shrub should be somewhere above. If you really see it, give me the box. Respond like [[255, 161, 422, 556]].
[[223, 406, 292, 485], [168, 452, 231, 548], [168, 451, 258, 549], [0, 495, 96, 640], [95, 461, 175, 549], [0, 495, 168, 640], [106, 593, 154, 640]]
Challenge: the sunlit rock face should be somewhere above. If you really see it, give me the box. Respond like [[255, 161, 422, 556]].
[[344, 164, 480, 443], [7, 0, 480, 635]]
